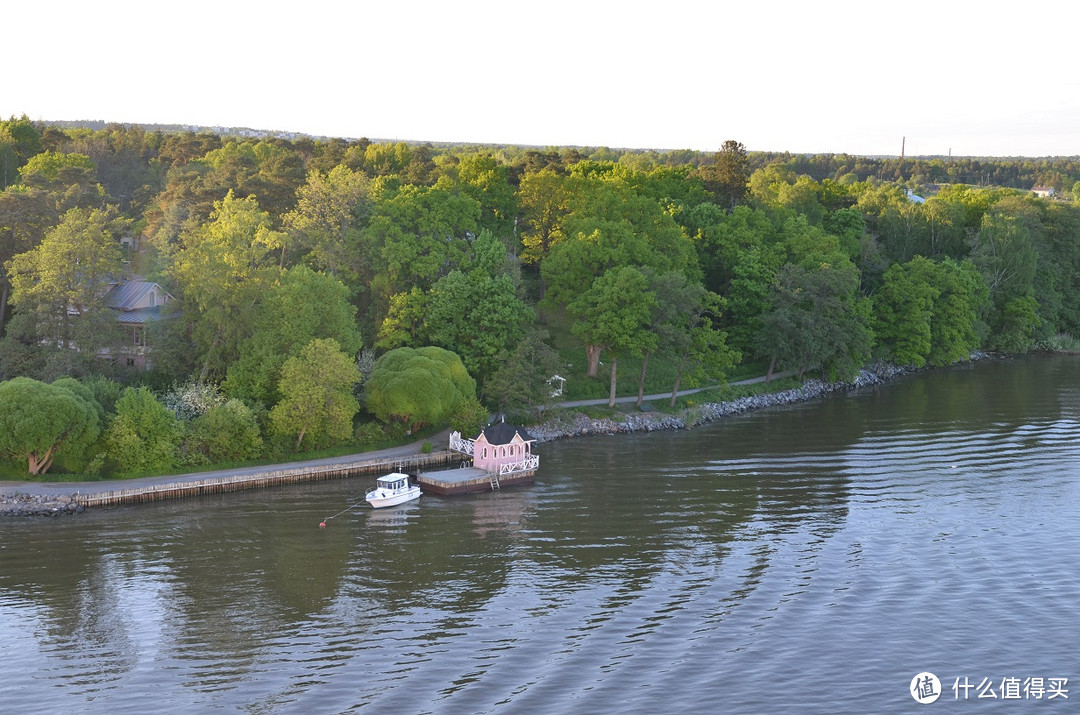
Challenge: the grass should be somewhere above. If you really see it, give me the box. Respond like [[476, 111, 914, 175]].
[[1037, 333, 1080, 352], [0, 422, 446, 485], [538, 308, 762, 402]]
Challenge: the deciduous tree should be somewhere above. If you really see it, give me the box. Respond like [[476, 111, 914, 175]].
[[0, 377, 101, 475], [364, 346, 477, 432], [6, 206, 127, 353], [106, 387, 180, 475], [224, 265, 362, 406], [270, 338, 360, 449]]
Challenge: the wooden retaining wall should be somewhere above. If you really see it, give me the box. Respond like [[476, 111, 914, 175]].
[[75, 451, 459, 508]]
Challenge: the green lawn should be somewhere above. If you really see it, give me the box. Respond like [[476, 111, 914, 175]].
[[536, 308, 764, 402]]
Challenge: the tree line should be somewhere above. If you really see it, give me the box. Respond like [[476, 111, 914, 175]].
[[1, 115, 1078, 476]]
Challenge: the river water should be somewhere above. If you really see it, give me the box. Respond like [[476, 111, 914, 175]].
[[2, 356, 1079, 713]]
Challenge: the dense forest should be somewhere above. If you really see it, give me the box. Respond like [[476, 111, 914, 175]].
[[2, 115, 1079, 477]]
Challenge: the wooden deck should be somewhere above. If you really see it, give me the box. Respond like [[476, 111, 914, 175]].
[[74, 451, 459, 508], [417, 465, 537, 495]]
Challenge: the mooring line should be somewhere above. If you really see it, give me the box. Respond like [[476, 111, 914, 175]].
[[319, 498, 367, 528]]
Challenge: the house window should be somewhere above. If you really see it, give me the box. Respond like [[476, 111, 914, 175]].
[[126, 357, 136, 367], [133, 328, 144, 347], [149, 291, 157, 308]]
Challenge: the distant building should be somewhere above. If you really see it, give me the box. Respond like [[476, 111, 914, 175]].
[[905, 189, 926, 204], [101, 279, 175, 369], [1032, 186, 1056, 198]]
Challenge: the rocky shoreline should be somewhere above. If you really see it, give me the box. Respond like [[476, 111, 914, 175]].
[[528, 363, 917, 443], [0, 358, 977, 518], [0, 491, 86, 517]]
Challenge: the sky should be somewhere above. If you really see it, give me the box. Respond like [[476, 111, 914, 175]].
[[6, 0, 1080, 157]]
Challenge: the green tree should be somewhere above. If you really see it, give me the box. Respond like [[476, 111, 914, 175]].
[[167, 191, 284, 381], [106, 387, 180, 475], [658, 285, 739, 406], [0, 186, 61, 328], [517, 169, 570, 266], [422, 270, 533, 384], [224, 265, 363, 406], [699, 140, 749, 212], [359, 184, 480, 327], [446, 153, 517, 238], [6, 206, 127, 352], [757, 260, 872, 380], [364, 346, 477, 432], [186, 399, 263, 463], [994, 295, 1041, 353], [483, 329, 563, 414], [0, 377, 101, 474], [282, 165, 371, 275], [0, 115, 43, 189], [569, 266, 657, 406], [376, 286, 429, 349], [270, 338, 360, 449], [874, 256, 941, 367], [927, 259, 987, 365], [541, 177, 698, 375]]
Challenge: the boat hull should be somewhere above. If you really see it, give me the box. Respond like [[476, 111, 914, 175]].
[[366, 486, 421, 508]]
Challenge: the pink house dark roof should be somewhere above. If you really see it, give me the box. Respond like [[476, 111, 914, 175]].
[[477, 422, 535, 445]]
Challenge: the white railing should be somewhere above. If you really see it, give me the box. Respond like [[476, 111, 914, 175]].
[[449, 431, 474, 455], [499, 454, 539, 476]]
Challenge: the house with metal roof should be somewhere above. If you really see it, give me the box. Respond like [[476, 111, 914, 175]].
[[101, 279, 175, 368]]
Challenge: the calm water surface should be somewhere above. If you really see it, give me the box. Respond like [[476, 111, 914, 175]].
[[3, 356, 1079, 713]]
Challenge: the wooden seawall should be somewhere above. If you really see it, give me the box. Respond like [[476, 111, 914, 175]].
[[75, 451, 460, 508]]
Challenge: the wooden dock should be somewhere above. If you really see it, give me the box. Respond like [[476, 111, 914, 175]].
[[74, 451, 459, 508], [417, 465, 537, 495]]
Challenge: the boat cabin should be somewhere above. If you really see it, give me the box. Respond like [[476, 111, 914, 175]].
[[376, 473, 411, 490]]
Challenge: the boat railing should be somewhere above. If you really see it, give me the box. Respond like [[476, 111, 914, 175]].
[[498, 454, 539, 476]]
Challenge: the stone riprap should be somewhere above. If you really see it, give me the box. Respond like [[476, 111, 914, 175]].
[[528, 364, 914, 443], [0, 491, 85, 517]]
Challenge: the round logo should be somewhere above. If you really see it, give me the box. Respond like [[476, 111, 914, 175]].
[[910, 672, 942, 704]]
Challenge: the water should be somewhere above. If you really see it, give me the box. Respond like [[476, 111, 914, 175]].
[[3, 356, 1079, 713]]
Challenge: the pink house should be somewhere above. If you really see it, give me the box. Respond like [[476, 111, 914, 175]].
[[471, 422, 537, 474]]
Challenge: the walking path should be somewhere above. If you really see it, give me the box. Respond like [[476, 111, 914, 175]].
[[3, 371, 790, 501], [3, 431, 451, 499], [552, 371, 788, 408]]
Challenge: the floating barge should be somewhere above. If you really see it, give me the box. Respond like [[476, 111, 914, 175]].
[[418, 423, 539, 495]]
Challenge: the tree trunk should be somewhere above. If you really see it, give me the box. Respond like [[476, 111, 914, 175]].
[[669, 370, 683, 408], [765, 356, 777, 383], [295, 425, 307, 450], [0, 280, 8, 335], [608, 356, 618, 408], [199, 323, 226, 383], [586, 344, 602, 377], [636, 350, 651, 407], [27, 445, 55, 476]]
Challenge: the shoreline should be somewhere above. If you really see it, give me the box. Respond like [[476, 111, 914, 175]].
[[0, 357, 984, 518], [527, 362, 918, 443]]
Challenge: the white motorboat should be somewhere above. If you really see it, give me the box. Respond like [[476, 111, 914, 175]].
[[365, 472, 421, 508]]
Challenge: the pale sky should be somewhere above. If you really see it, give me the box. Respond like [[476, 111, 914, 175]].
[[6, 0, 1080, 157]]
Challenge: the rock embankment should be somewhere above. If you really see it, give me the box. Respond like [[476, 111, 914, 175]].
[[0, 492, 85, 517], [529, 364, 913, 443]]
